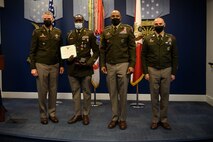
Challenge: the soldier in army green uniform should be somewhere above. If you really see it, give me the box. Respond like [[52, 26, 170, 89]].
[[66, 14, 99, 125], [100, 10, 136, 130], [142, 17, 178, 130], [29, 11, 64, 125]]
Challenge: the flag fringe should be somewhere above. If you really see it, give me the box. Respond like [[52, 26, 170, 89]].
[[91, 81, 100, 89], [130, 74, 144, 86]]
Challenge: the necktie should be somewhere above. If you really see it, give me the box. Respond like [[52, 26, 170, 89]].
[[158, 35, 162, 40], [158, 35, 162, 43], [114, 27, 117, 33], [47, 29, 51, 36]]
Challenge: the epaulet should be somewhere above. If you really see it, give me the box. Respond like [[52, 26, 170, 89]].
[[122, 24, 131, 28], [104, 25, 111, 30], [33, 26, 42, 33], [83, 28, 90, 32], [36, 26, 43, 30], [165, 33, 175, 38], [33, 25, 46, 33], [120, 24, 133, 31], [121, 24, 132, 28], [32, 27, 40, 36], [85, 29, 94, 34], [67, 30, 74, 37], [68, 30, 74, 34], [53, 27, 60, 31], [166, 33, 174, 37]]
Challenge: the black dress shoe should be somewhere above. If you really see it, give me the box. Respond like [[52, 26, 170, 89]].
[[160, 122, 171, 130], [49, 116, 59, 123], [82, 115, 89, 125], [108, 120, 117, 129], [119, 121, 127, 130], [67, 115, 82, 124], [40, 118, 48, 125], [150, 122, 158, 129]]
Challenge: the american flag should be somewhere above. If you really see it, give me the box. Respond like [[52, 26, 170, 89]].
[[48, 0, 55, 26], [90, 0, 104, 89], [73, 0, 114, 21]]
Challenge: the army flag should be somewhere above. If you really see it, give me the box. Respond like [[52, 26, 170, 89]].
[[90, 0, 104, 88], [94, 0, 104, 35], [130, 0, 144, 86]]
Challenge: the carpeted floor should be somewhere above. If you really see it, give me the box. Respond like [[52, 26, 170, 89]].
[[0, 98, 213, 142]]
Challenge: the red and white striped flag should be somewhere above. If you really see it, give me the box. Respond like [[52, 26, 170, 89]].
[[131, 0, 144, 86]]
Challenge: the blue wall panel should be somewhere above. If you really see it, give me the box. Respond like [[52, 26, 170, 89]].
[[0, 0, 206, 94]]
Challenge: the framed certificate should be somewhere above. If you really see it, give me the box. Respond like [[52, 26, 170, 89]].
[[60, 45, 77, 59]]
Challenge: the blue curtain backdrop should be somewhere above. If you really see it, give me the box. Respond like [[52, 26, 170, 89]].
[[0, 0, 206, 94]]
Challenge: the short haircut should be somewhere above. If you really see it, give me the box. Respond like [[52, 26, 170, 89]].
[[42, 11, 54, 19]]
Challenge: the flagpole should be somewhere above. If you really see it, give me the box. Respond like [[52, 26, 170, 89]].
[[49, 0, 62, 105], [91, 0, 103, 107], [91, 87, 102, 107], [130, 84, 145, 108]]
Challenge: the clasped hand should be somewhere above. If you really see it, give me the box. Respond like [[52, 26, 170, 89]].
[[68, 55, 74, 62], [68, 55, 87, 65]]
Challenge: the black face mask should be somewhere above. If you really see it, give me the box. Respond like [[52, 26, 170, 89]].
[[44, 20, 52, 27], [154, 26, 164, 34], [111, 18, 120, 26]]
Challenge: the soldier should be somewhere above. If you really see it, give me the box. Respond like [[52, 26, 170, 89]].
[[142, 17, 178, 130], [29, 11, 64, 125], [100, 10, 136, 130], [66, 14, 99, 125]]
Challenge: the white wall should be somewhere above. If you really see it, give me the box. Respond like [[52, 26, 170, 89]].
[[206, 0, 213, 106], [2, 92, 206, 102]]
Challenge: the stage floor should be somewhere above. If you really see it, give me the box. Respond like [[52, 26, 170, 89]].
[[0, 98, 213, 142]]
